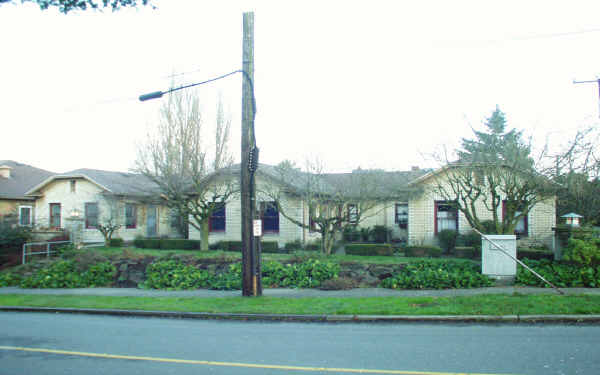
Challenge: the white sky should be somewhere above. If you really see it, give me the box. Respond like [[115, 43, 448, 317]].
[[2, 0, 600, 174]]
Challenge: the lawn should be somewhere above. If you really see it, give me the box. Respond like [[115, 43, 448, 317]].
[[1, 294, 599, 315]]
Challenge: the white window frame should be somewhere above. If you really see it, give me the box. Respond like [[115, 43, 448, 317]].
[[19, 205, 33, 226]]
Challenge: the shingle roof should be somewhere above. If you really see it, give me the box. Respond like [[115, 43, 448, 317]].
[[0, 160, 55, 200], [25, 168, 161, 197], [219, 164, 432, 199]]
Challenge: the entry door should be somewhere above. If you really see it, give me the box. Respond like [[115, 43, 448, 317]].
[[147, 205, 157, 237]]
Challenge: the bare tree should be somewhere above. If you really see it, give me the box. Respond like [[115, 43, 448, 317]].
[[134, 89, 236, 250], [265, 159, 389, 255], [95, 195, 122, 245]]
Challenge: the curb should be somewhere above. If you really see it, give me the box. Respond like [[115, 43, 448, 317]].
[[3, 306, 600, 323]]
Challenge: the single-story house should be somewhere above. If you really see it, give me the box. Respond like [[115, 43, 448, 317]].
[[0, 161, 54, 227], [189, 164, 556, 250], [24, 168, 178, 243]]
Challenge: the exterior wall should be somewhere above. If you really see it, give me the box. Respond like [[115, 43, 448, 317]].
[[0, 199, 35, 226], [33, 178, 174, 243], [408, 172, 556, 249], [188, 176, 309, 248], [188, 190, 306, 248]]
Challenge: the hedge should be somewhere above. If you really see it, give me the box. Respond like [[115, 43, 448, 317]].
[[109, 238, 124, 247], [404, 246, 443, 258], [517, 249, 554, 261], [214, 240, 280, 253], [133, 238, 200, 250], [345, 243, 394, 256], [453, 246, 478, 259]]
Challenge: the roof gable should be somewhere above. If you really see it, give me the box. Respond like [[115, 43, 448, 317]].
[[0, 160, 55, 200]]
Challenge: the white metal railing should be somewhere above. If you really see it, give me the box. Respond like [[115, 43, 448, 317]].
[[22, 240, 72, 265]]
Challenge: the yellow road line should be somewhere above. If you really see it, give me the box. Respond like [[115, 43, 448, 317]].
[[0, 345, 515, 375]]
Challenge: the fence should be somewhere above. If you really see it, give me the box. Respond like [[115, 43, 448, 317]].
[[22, 240, 72, 265]]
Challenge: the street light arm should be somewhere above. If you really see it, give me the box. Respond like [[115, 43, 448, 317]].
[[138, 70, 248, 102]]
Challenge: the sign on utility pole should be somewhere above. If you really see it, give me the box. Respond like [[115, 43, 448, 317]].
[[241, 12, 261, 297]]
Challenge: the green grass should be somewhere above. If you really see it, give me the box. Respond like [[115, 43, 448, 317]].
[[1, 294, 599, 315]]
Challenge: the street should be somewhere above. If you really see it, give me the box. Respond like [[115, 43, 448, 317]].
[[0, 312, 598, 375]]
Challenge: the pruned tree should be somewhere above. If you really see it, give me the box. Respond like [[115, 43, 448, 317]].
[[134, 89, 236, 250], [429, 107, 556, 234], [265, 159, 389, 255], [95, 195, 122, 245], [0, 0, 153, 14]]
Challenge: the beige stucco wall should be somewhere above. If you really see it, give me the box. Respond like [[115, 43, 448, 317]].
[[407, 172, 556, 248], [33, 178, 173, 243], [188, 184, 306, 248], [0, 199, 35, 225]]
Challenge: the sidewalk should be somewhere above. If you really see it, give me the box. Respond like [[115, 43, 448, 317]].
[[2, 286, 600, 323]]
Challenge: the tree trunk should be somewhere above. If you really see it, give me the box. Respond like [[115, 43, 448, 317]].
[[200, 219, 209, 251]]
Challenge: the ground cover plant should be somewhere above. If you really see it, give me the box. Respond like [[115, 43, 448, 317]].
[[142, 258, 340, 290], [516, 258, 600, 288], [380, 259, 493, 289]]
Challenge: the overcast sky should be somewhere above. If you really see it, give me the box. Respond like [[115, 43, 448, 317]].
[[2, 0, 600, 174]]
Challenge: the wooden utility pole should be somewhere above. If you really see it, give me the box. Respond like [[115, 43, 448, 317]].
[[241, 12, 261, 296]]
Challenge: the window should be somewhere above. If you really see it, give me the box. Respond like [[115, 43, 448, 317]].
[[260, 201, 279, 233], [125, 204, 137, 229], [395, 203, 408, 229], [19, 206, 32, 226], [209, 203, 226, 232], [49, 203, 61, 229], [347, 204, 358, 224], [502, 201, 528, 237], [435, 201, 457, 234], [70, 180, 76, 193], [85, 203, 99, 229]]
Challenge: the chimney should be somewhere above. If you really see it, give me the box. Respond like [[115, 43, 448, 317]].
[[411, 166, 419, 171], [0, 165, 12, 178]]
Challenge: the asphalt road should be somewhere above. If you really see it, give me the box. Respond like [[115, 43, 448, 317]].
[[1, 312, 599, 375]]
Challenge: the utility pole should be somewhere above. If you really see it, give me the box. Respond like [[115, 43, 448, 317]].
[[573, 78, 600, 118], [241, 12, 261, 296]]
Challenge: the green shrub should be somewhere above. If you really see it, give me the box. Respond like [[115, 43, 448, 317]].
[[404, 246, 443, 258], [159, 239, 200, 250], [453, 246, 478, 259], [372, 225, 390, 243], [563, 238, 600, 266], [143, 258, 339, 290], [380, 259, 492, 289], [0, 272, 22, 287], [284, 240, 302, 251], [342, 226, 361, 242], [20, 260, 116, 288], [216, 241, 279, 253], [142, 259, 213, 290], [517, 248, 554, 261], [457, 231, 481, 249], [359, 227, 372, 242], [109, 238, 124, 247], [260, 241, 280, 253], [481, 220, 498, 234], [0, 221, 32, 251], [345, 244, 393, 256], [437, 229, 458, 254], [133, 236, 145, 248], [516, 258, 600, 288]]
